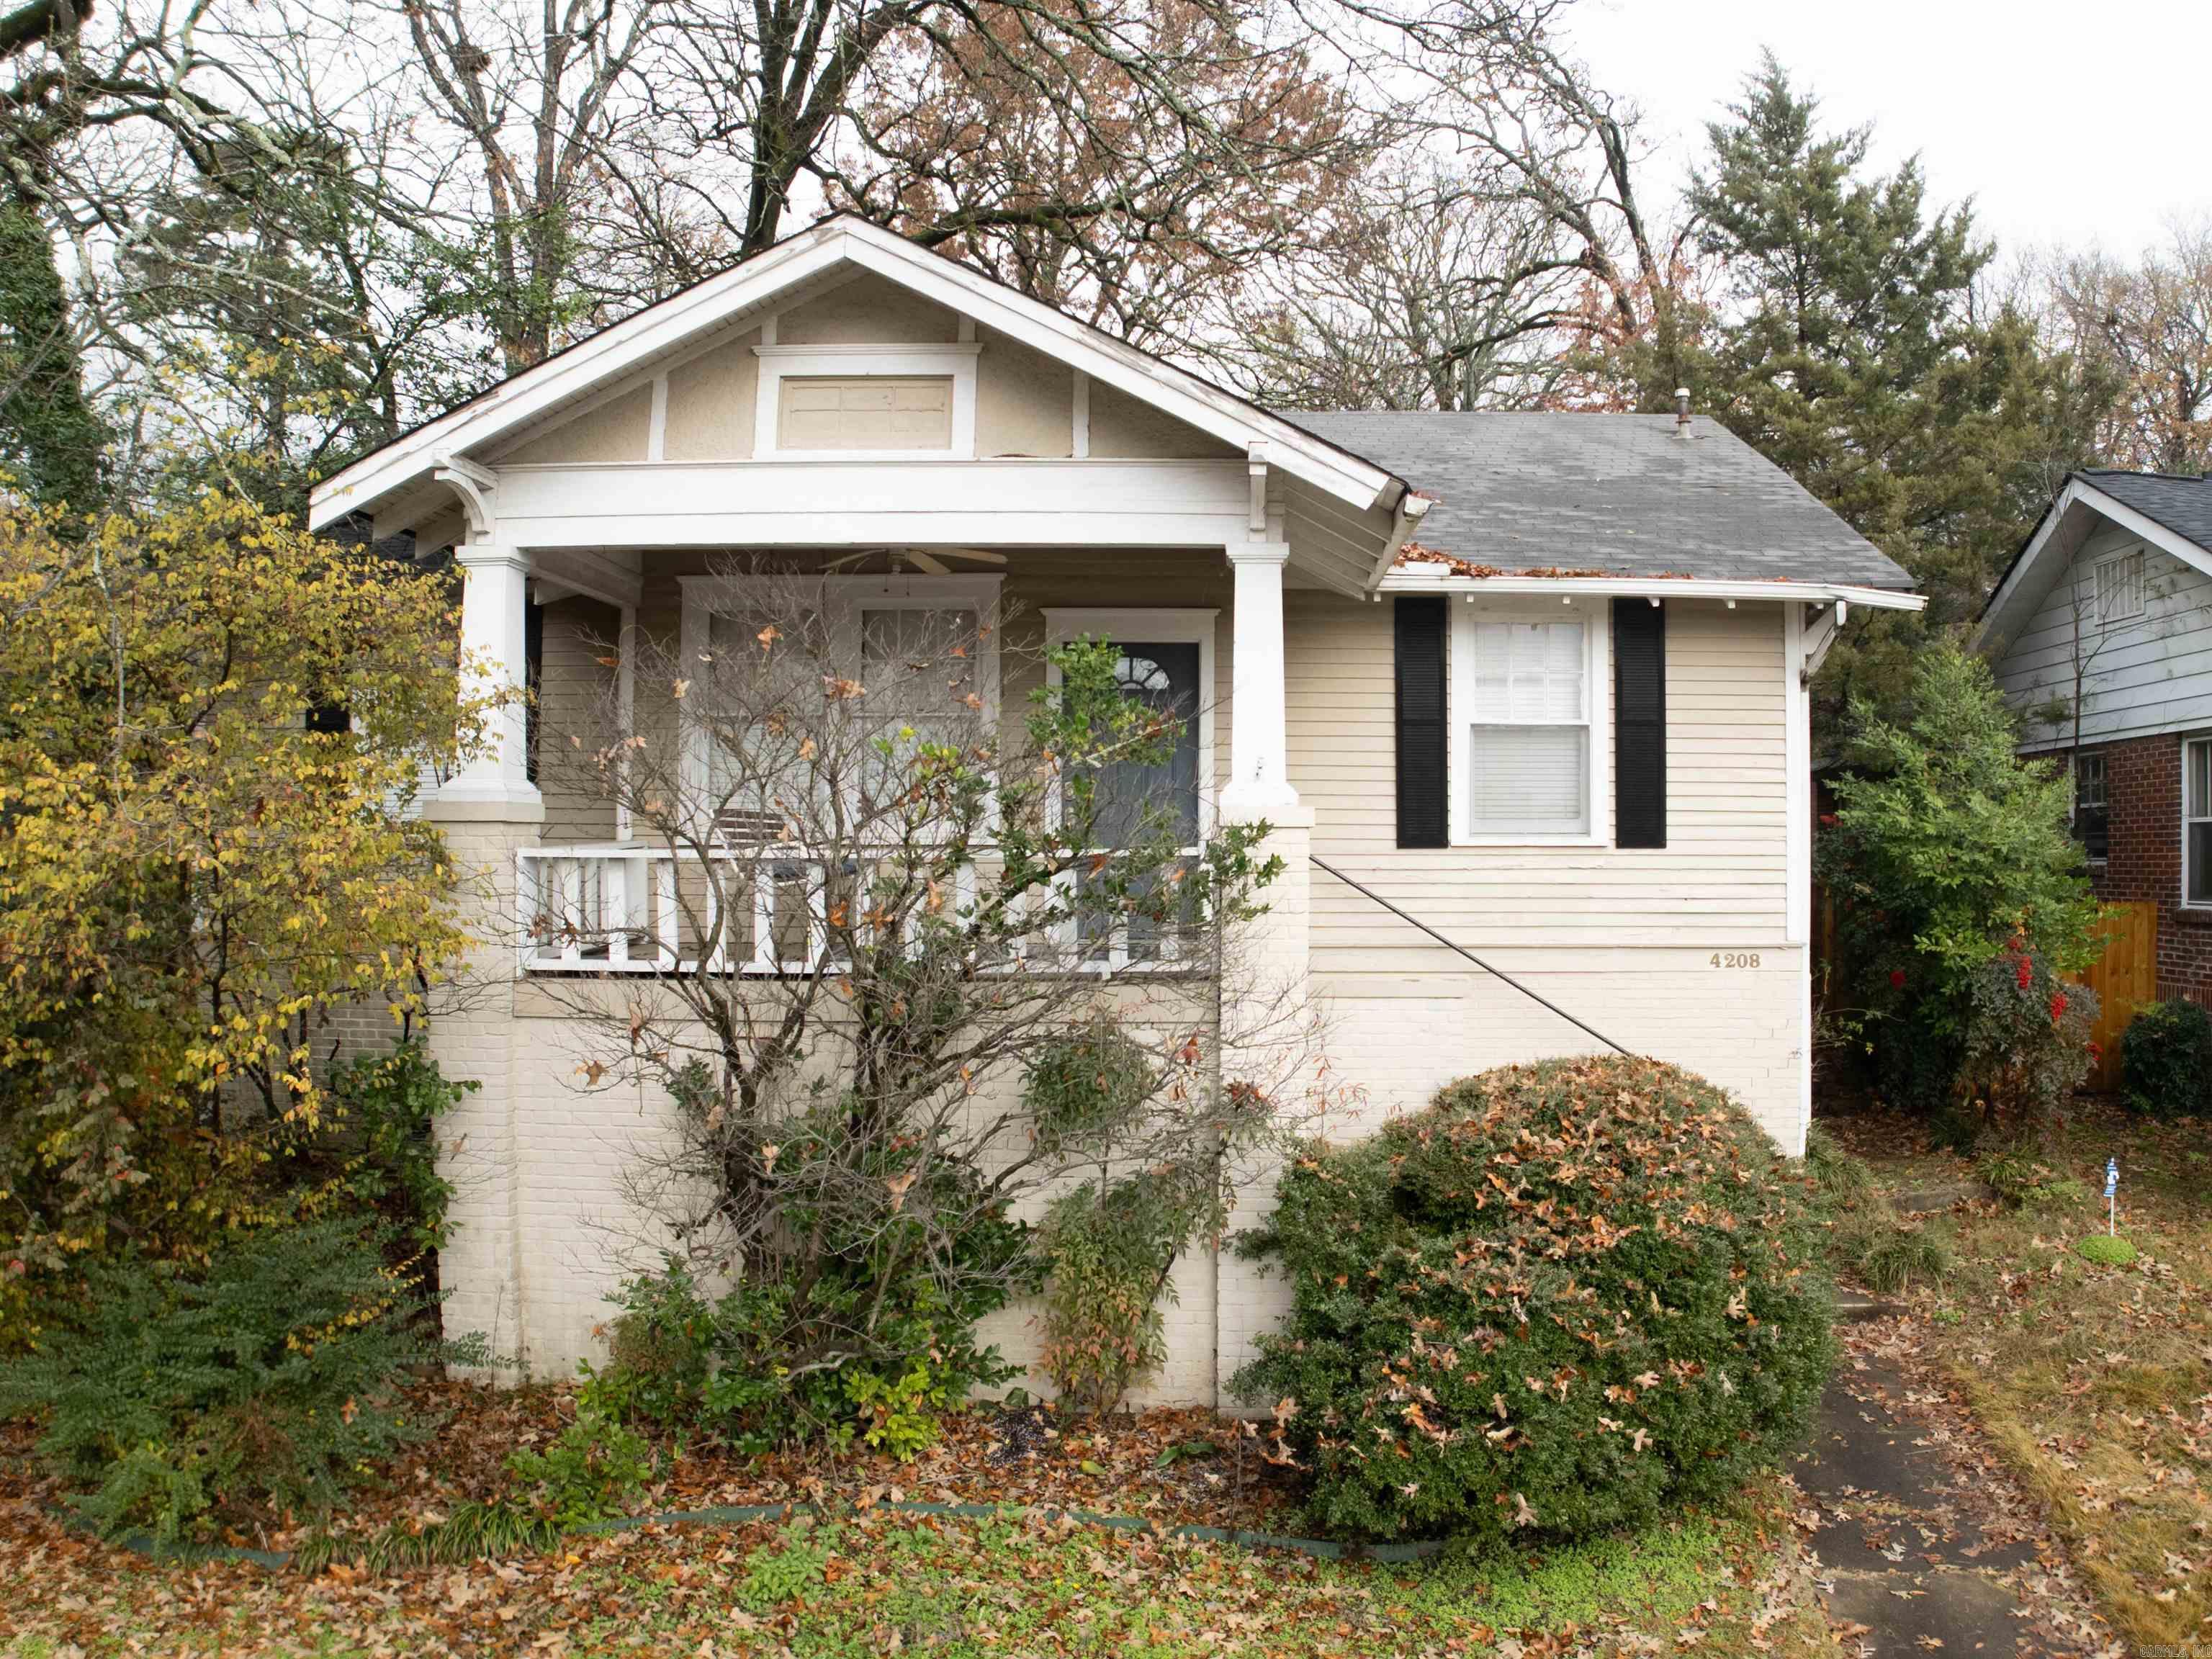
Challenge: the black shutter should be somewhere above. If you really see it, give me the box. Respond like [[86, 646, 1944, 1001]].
[[1613, 598, 1666, 848], [1395, 597, 1448, 848]]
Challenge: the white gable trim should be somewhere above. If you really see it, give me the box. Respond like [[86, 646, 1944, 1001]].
[[1976, 477, 2212, 654], [309, 217, 1401, 532]]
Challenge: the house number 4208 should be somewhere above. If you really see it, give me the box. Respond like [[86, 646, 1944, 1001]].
[[1709, 952, 1762, 969]]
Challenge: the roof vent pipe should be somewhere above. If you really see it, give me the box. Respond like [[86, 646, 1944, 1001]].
[[1674, 387, 1691, 434]]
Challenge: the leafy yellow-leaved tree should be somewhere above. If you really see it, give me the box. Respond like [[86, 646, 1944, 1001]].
[[0, 493, 485, 1333]]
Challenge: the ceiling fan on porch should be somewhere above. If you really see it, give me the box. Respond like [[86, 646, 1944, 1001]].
[[822, 547, 1009, 577]]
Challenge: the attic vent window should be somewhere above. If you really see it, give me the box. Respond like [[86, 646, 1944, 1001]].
[[2096, 549, 2144, 625], [778, 375, 953, 451]]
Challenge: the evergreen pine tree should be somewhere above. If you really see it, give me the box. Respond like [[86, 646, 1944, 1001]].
[[1652, 55, 2108, 728]]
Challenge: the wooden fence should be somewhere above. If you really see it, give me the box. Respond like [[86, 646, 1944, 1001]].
[[1810, 894, 2158, 1094], [2076, 901, 2158, 1092]]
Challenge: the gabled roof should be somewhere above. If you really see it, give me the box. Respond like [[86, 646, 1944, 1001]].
[[1976, 469, 2212, 654], [308, 214, 1404, 534], [2077, 469, 2212, 549], [1274, 410, 1915, 590]]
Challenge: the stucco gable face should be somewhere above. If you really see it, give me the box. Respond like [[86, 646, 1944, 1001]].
[[481, 268, 1231, 471], [310, 217, 1399, 538]]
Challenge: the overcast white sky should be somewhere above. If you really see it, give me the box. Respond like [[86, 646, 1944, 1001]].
[[1560, 0, 2212, 261]]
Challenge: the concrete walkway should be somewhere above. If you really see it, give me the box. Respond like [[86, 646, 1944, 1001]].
[[1794, 1323, 2121, 1658]]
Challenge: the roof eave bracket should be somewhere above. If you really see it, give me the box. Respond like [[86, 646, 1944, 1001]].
[[1801, 600, 1845, 685], [1369, 488, 1432, 595]]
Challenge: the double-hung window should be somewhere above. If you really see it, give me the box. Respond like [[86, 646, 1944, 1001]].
[[2072, 751, 2108, 864], [2187, 739, 2212, 906], [1450, 604, 1609, 842]]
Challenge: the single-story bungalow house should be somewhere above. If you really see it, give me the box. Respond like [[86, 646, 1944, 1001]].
[[1978, 467, 2212, 1006], [308, 214, 1920, 1404]]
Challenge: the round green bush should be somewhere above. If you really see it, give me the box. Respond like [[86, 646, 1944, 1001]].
[[2076, 1233, 2137, 1267], [2118, 999, 2212, 1118], [1233, 1056, 1836, 1545]]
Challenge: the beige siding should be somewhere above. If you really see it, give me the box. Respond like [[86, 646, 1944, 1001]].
[[663, 331, 760, 461], [1287, 592, 1786, 946], [536, 596, 622, 842], [976, 328, 1074, 458], [1286, 590, 1802, 1151], [779, 271, 961, 343], [1087, 379, 1238, 459], [502, 386, 652, 467]]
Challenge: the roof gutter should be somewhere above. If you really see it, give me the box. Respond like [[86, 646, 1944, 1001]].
[[1376, 572, 1925, 611]]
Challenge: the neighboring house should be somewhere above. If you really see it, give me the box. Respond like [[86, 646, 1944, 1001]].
[[1980, 470, 2212, 1005], [307, 215, 1920, 1402]]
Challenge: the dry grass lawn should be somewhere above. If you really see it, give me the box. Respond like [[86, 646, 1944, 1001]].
[[1824, 1102, 2211, 1650]]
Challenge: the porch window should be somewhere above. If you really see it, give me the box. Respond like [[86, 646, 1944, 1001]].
[[679, 575, 1003, 843], [1451, 605, 1609, 842], [2072, 751, 2108, 863], [2188, 739, 2212, 906]]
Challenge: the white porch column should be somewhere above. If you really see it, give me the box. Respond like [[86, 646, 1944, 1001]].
[[1212, 539, 1316, 1408], [1221, 542, 1298, 821], [421, 540, 542, 1377], [443, 544, 541, 811]]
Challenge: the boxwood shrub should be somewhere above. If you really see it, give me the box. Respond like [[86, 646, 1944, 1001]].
[[2118, 999, 2212, 1118], [1233, 1056, 1835, 1544]]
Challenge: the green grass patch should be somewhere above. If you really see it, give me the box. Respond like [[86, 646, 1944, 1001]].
[[2074, 1233, 2137, 1266]]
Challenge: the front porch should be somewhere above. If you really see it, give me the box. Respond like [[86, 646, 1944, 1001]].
[[444, 540, 1314, 976]]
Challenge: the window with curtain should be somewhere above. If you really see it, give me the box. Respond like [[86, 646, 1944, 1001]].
[[704, 607, 824, 842], [1462, 618, 1590, 837], [859, 603, 979, 809], [2187, 739, 2212, 906]]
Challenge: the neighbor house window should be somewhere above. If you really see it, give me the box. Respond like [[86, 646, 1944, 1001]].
[[2073, 751, 2108, 863], [2188, 739, 2212, 905], [1451, 606, 1609, 841], [777, 376, 953, 451], [2097, 549, 2144, 625]]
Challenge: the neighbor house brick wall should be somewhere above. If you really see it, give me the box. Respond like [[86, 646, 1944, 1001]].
[[2077, 732, 2212, 1006]]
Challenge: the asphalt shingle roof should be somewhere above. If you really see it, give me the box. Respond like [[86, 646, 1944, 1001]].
[[2079, 469, 2212, 552], [1270, 410, 1915, 590]]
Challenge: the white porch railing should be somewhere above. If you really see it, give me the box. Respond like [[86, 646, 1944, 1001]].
[[515, 844, 1200, 976]]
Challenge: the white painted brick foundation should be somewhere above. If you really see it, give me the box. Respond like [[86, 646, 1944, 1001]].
[[422, 811, 1811, 1408]]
